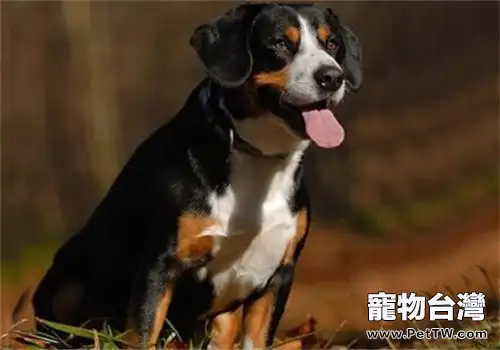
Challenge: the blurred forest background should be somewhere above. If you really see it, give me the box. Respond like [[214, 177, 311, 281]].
[[1, 0, 499, 337]]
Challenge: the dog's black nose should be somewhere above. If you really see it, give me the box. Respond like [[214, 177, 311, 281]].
[[314, 66, 344, 91]]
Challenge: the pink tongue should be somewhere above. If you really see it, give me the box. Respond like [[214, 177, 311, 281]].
[[302, 109, 345, 148]]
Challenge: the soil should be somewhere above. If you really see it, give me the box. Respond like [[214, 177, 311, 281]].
[[283, 202, 499, 334]]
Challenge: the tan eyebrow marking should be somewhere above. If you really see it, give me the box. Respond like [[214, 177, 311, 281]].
[[254, 66, 289, 91], [317, 24, 329, 42], [285, 26, 300, 44]]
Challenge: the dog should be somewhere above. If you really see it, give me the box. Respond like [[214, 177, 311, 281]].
[[31, 2, 362, 349]]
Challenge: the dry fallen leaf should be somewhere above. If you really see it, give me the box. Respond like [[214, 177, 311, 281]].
[[281, 314, 324, 349]]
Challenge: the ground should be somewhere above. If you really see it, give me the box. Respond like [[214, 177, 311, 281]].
[[284, 202, 499, 334], [1, 201, 498, 347]]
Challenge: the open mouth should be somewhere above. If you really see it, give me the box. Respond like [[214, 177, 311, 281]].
[[298, 99, 329, 112], [296, 98, 345, 149], [262, 87, 346, 149]]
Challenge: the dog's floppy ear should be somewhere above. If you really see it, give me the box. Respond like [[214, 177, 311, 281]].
[[340, 24, 363, 92], [190, 4, 264, 88], [324, 8, 363, 92]]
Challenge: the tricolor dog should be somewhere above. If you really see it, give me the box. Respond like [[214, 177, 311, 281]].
[[32, 2, 362, 349]]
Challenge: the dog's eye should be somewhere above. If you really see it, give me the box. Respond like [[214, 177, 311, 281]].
[[271, 38, 288, 50], [326, 38, 339, 53]]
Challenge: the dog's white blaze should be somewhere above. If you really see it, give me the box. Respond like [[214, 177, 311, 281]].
[[286, 15, 345, 105], [298, 15, 341, 70], [198, 137, 307, 315]]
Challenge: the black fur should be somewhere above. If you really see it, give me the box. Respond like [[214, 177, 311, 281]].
[[190, 4, 265, 88], [32, 3, 362, 348]]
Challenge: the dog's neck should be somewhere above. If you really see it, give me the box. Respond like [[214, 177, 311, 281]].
[[201, 80, 309, 159], [227, 109, 306, 157]]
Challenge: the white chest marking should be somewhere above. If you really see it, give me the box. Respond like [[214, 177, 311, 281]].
[[198, 141, 308, 313]]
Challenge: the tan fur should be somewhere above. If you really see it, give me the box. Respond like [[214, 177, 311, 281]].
[[317, 25, 329, 42], [283, 209, 308, 265], [253, 67, 289, 91], [176, 213, 216, 261], [125, 213, 216, 348], [125, 289, 173, 349], [211, 309, 242, 349], [286, 26, 300, 45], [243, 291, 275, 348]]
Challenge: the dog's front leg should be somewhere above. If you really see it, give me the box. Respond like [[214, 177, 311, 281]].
[[241, 289, 276, 350], [125, 214, 217, 349], [124, 253, 180, 349], [241, 263, 295, 350], [208, 309, 241, 350], [241, 208, 308, 350]]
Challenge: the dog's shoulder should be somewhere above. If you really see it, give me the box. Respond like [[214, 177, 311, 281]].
[[109, 82, 224, 191], [53, 81, 228, 259]]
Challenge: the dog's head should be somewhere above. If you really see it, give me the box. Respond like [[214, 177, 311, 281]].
[[190, 3, 362, 149]]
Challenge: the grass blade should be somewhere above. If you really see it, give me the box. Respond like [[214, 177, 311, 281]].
[[477, 265, 498, 298], [36, 318, 136, 349], [270, 330, 317, 349]]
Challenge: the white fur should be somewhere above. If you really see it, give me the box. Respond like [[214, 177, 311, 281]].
[[199, 142, 308, 315], [196, 97, 309, 320], [242, 337, 255, 350], [285, 15, 346, 106], [194, 17, 346, 349]]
